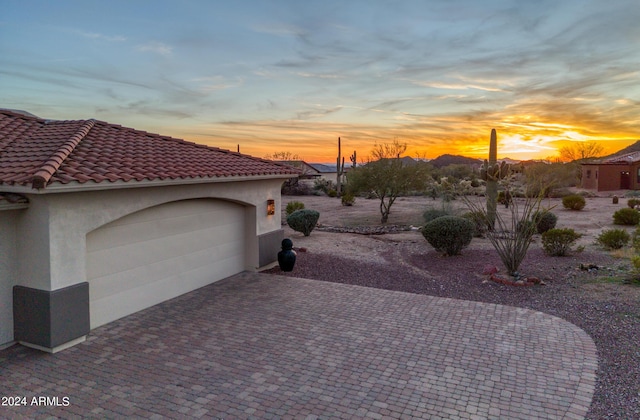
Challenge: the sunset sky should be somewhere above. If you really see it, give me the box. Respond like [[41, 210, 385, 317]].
[[2, 0, 639, 162]]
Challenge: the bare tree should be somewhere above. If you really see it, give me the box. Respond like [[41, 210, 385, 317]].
[[264, 151, 301, 161], [558, 141, 604, 162]]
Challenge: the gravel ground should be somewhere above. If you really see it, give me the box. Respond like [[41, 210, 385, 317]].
[[264, 238, 640, 419]]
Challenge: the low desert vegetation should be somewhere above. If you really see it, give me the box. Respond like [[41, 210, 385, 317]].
[[421, 216, 474, 256], [340, 192, 355, 206], [562, 194, 586, 210], [597, 228, 630, 250], [542, 228, 582, 256], [613, 207, 640, 225], [532, 210, 558, 234], [286, 209, 320, 237], [627, 198, 640, 209], [285, 201, 305, 216], [422, 208, 451, 223]]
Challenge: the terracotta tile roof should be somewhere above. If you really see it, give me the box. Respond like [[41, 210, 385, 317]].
[[0, 110, 299, 189]]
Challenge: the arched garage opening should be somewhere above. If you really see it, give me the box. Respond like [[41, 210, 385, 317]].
[[86, 199, 246, 329]]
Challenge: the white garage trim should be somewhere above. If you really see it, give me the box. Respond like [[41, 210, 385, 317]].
[[87, 199, 245, 328]]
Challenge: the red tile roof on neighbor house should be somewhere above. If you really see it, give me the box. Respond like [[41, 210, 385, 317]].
[[0, 109, 299, 190]]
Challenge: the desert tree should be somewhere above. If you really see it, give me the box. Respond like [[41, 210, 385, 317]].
[[346, 140, 430, 223], [559, 141, 604, 162]]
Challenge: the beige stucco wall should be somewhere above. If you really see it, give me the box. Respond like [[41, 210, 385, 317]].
[[0, 210, 19, 347], [15, 178, 284, 292]]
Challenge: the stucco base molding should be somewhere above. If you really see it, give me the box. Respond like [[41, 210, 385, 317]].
[[13, 282, 90, 353], [20, 336, 86, 354]]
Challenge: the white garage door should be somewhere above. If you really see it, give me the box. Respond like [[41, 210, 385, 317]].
[[86, 199, 245, 329]]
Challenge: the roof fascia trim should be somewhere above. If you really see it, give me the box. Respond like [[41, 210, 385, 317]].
[[4, 173, 293, 194]]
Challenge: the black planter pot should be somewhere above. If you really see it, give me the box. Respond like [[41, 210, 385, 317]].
[[278, 238, 297, 272]]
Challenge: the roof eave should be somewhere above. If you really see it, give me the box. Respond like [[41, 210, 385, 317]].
[[0, 173, 296, 194]]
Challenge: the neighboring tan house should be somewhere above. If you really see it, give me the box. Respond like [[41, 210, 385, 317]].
[[581, 152, 640, 191], [0, 109, 298, 353], [275, 160, 321, 189], [308, 163, 350, 185]]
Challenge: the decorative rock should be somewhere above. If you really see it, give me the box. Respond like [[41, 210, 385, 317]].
[[527, 276, 541, 285], [483, 265, 499, 275]]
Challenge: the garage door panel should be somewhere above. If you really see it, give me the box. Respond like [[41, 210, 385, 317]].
[[90, 237, 244, 300], [87, 199, 246, 329], [87, 223, 243, 279], [87, 205, 243, 252]]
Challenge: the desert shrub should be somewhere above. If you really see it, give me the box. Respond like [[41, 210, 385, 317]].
[[541, 228, 581, 256], [628, 198, 640, 209], [422, 208, 450, 223], [462, 211, 488, 237], [631, 255, 640, 281], [597, 228, 630, 250], [421, 216, 474, 256], [327, 189, 337, 197], [613, 208, 640, 225], [516, 219, 536, 234], [497, 190, 512, 206], [313, 179, 335, 194], [341, 192, 355, 206], [532, 210, 558, 234], [286, 209, 320, 236], [285, 201, 305, 216], [562, 194, 586, 210], [633, 226, 640, 252]]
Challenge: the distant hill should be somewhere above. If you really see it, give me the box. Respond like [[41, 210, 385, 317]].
[[603, 140, 640, 159], [429, 154, 482, 168]]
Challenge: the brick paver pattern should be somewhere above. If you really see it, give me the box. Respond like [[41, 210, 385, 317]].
[[0, 273, 597, 419]]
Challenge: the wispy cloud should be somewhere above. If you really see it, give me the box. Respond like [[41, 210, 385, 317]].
[[77, 30, 126, 42], [136, 42, 173, 56]]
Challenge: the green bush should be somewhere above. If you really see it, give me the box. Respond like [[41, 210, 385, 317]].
[[341, 192, 355, 206], [421, 216, 474, 256], [462, 211, 488, 238], [285, 201, 305, 216], [497, 190, 512, 206], [633, 226, 640, 252], [631, 255, 640, 279], [628, 198, 640, 209], [613, 208, 640, 225], [422, 208, 450, 223], [533, 210, 558, 234], [562, 194, 586, 210], [327, 189, 337, 197], [286, 209, 320, 236], [596, 228, 630, 250], [541, 228, 581, 256]]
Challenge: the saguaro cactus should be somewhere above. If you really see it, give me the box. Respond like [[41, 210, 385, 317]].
[[350, 150, 357, 168], [336, 137, 346, 195], [481, 129, 499, 228]]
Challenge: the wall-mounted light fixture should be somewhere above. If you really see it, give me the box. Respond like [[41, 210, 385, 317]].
[[267, 199, 275, 215]]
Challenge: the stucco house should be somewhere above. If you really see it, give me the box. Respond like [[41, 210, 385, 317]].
[[0, 109, 298, 353], [308, 163, 349, 185], [581, 152, 640, 191]]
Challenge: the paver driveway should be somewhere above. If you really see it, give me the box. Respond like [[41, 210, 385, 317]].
[[1, 273, 597, 419]]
